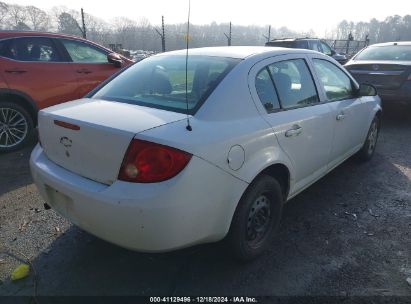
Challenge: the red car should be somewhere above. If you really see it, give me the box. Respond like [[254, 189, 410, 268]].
[[0, 31, 133, 151]]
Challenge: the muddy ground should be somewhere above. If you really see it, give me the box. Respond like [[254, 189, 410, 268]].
[[0, 106, 410, 299]]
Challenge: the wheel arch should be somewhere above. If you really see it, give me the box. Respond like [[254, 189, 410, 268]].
[[0, 89, 38, 126], [375, 109, 382, 121], [257, 163, 291, 200]]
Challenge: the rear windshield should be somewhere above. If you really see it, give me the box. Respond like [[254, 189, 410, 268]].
[[92, 55, 240, 114], [355, 45, 411, 61]]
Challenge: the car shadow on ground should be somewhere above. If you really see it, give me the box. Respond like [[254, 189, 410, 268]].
[[2, 107, 411, 297]]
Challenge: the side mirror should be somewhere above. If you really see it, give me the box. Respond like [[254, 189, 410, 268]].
[[358, 83, 377, 97], [330, 49, 336, 56], [107, 53, 123, 68]]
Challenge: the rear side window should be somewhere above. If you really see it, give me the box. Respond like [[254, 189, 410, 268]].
[[313, 59, 354, 101], [61, 39, 108, 63], [255, 68, 280, 112], [0, 40, 7, 57], [0, 37, 61, 62], [268, 59, 319, 109], [267, 41, 297, 48], [92, 55, 240, 114], [266, 41, 308, 49]]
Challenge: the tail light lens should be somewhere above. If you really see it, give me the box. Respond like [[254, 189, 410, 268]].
[[407, 74, 411, 81], [118, 139, 192, 183]]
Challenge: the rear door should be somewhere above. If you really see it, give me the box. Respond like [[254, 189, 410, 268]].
[[310, 57, 372, 168], [250, 54, 335, 195], [0, 37, 78, 109], [56, 38, 120, 97]]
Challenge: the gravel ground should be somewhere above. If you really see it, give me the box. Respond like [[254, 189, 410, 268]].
[[0, 106, 410, 298]]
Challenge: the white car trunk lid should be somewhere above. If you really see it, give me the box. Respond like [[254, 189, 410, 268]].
[[38, 99, 185, 185]]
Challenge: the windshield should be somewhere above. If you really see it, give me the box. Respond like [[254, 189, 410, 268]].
[[355, 45, 411, 61], [92, 55, 241, 114]]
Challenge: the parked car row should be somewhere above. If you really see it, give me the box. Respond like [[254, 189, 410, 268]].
[[0, 31, 133, 152], [265, 38, 348, 64], [266, 38, 411, 107]]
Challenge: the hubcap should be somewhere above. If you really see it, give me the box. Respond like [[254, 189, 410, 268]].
[[0, 108, 28, 148], [246, 195, 271, 245], [367, 121, 378, 155]]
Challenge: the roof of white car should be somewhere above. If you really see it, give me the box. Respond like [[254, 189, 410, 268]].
[[156, 46, 314, 59]]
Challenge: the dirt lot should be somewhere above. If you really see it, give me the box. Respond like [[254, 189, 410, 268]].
[[0, 107, 410, 298]]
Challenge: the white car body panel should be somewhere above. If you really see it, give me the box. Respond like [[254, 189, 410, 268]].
[[30, 46, 382, 252], [30, 145, 248, 251]]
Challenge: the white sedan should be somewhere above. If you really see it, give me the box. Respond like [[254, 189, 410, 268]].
[[30, 46, 381, 260]]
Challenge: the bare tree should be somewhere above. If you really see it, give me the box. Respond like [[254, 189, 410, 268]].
[[26, 5, 50, 31], [0, 2, 9, 29], [7, 4, 28, 29]]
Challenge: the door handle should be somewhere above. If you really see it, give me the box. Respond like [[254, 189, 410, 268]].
[[336, 114, 345, 121], [5, 69, 27, 74], [285, 125, 303, 137]]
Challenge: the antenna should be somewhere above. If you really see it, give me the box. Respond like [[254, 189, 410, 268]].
[[185, 0, 192, 131]]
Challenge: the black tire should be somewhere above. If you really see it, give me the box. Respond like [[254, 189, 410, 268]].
[[357, 116, 380, 162], [227, 174, 284, 261], [0, 102, 34, 152]]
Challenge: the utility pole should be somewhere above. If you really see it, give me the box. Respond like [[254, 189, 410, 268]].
[[155, 16, 166, 52], [81, 8, 86, 39], [224, 22, 232, 46], [263, 25, 271, 42]]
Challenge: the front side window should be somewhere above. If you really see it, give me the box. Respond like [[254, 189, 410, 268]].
[[61, 39, 108, 63], [313, 59, 354, 101], [92, 55, 240, 114], [321, 41, 332, 56], [0, 37, 61, 62], [267, 59, 319, 109], [310, 40, 322, 52]]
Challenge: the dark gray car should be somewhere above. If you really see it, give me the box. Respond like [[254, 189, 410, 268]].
[[345, 42, 411, 105], [265, 38, 347, 64]]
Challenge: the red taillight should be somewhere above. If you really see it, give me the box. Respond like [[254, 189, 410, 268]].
[[118, 139, 192, 183], [407, 74, 411, 81]]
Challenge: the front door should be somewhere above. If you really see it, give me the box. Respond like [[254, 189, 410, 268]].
[[56, 38, 120, 97], [310, 57, 371, 168]]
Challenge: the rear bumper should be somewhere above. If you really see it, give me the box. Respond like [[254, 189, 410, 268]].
[[375, 82, 411, 104], [30, 144, 247, 252]]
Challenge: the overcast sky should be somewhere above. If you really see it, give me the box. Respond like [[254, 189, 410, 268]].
[[8, 0, 411, 35]]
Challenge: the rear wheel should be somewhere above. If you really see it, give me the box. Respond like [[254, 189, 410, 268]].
[[227, 174, 283, 261], [0, 102, 34, 152], [357, 116, 380, 161]]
